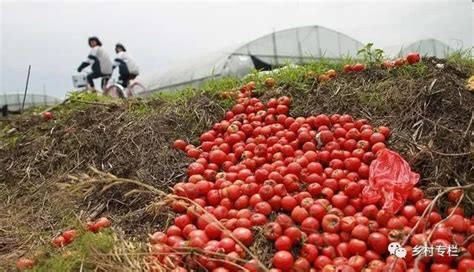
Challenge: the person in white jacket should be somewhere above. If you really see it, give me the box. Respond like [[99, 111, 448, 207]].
[[113, 43, 139, 88], [77, 37, 113, 91]]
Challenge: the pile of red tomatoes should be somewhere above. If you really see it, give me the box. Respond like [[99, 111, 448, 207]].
[[147, 83, 473, 272]]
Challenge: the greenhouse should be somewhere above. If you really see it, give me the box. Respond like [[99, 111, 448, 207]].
[[396, 39, 453, 58], [137, 25, 364, 94], [1, 93, 61, 112]]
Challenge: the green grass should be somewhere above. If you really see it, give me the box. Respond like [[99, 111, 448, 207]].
[[0, 124, 20, 147], [201, 77, 241, 95], [30, 230, 115, 272], [446, 48, 474, 73], [395, 61, 429, 78], [151, 87, 197, 103], [66, 90, 115, 103], [358, 88, 385, 112], [127, 101, 154, 116]]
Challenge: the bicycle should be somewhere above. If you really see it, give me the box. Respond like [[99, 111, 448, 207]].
[[72, 72, 146, 99], [72, 72, 110, 93]]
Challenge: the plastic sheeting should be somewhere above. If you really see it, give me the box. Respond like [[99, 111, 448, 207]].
[[397, 39, 453, 58], [233, 25, 363, 65], [137, 25, 364, 94], [1, 93, 61, 111]]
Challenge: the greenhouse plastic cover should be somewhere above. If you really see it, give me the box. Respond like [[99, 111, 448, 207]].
[[137, 25, 364, 94], [1, 93, 61, 111], [392, 39, 453, 58]]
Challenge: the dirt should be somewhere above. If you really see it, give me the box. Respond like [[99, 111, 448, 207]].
[[0, 57, 473, 269]]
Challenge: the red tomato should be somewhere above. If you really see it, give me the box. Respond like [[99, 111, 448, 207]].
[[281, 196, 298, 212], [348, 255, 366, 271], [331, 194, 349, 210], [351, 225, 370, 241], [415, 199, 434, 217], [324, 233, 341, 247], [149, 231, 167, 244], [378, 126, 390, 139], [42, 111, 54, 121], [284, 226, 303, 244], [209, 150, 227, 165], [458, 258, 474, 272], [94, 217, 111, 230], [394, 57, 407, 67], [344, 157, 361, 172], [263, 222, 282, 240], [322, 245, 336, 259], [448, 189, 463, 204], [292, 257, 311, 271], [368, 260, 385, 270], [204, 222, 222, 240], [352, 63, 365, 72], [61, 229, 77, 243], [276, 105, 289, 115], [308, 203, 327, 222], [275, 235, 293, 251], [291, 206, 309, 224], [428, 211, 442, 225], [340, 216, 356, 232], [314, 255, 332, 270], [447, 214, 467, 233], [322, 214, 341, 233], [51, 235, 66, 247], [250, 213, 267, 226], [367, 232, 388, 254], [187, 162, 205, 175], [348, 239, 367, 255], [172, 139, 187, 150], [275, 214, 294, 230], [16, 258, 36, 270], [343, 64, 353, 73], [335, 242, 350, 258], [166, 225, 182, 237], [362, 204, 378, 220], [219, 237, 236, 253], [277, 96, 291, 106], [387, 217, 404, 230], [174, 214, 191, 229], [273, 250, 294, 270], [369, 132, 385, 144], [400, 205, 417, 220], [300, 243, 319, 262], [408, 188, 424, 203], [301, 217, 319, 234], [232, 227, 253, 246], [406, 52, 421, 64], [431, 226, 453, 242], [447, 206, 465, 216], [254, 201, 272, 216], [268, 195, 282, 211], [364, 250, 381, 263]]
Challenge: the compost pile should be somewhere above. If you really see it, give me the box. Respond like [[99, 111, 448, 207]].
[[1, 57, 473, 271], [146, 80, 473, 271]]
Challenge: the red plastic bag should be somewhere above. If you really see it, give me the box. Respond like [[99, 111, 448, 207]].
[[362, 149, 420, 213]]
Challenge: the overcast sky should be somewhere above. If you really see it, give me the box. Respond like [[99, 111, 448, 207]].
[[1, 0, 473, 98]]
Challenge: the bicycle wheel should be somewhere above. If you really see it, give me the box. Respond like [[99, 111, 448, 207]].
[[127, 82, 147, 97], [105, 84, 125, 99]]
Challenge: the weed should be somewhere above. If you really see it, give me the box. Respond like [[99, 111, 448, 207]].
[[395, 62, 429, 78], [358, 43, 385, 67], [446, 48, 474, 73], [30, 231, 115, 272]]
